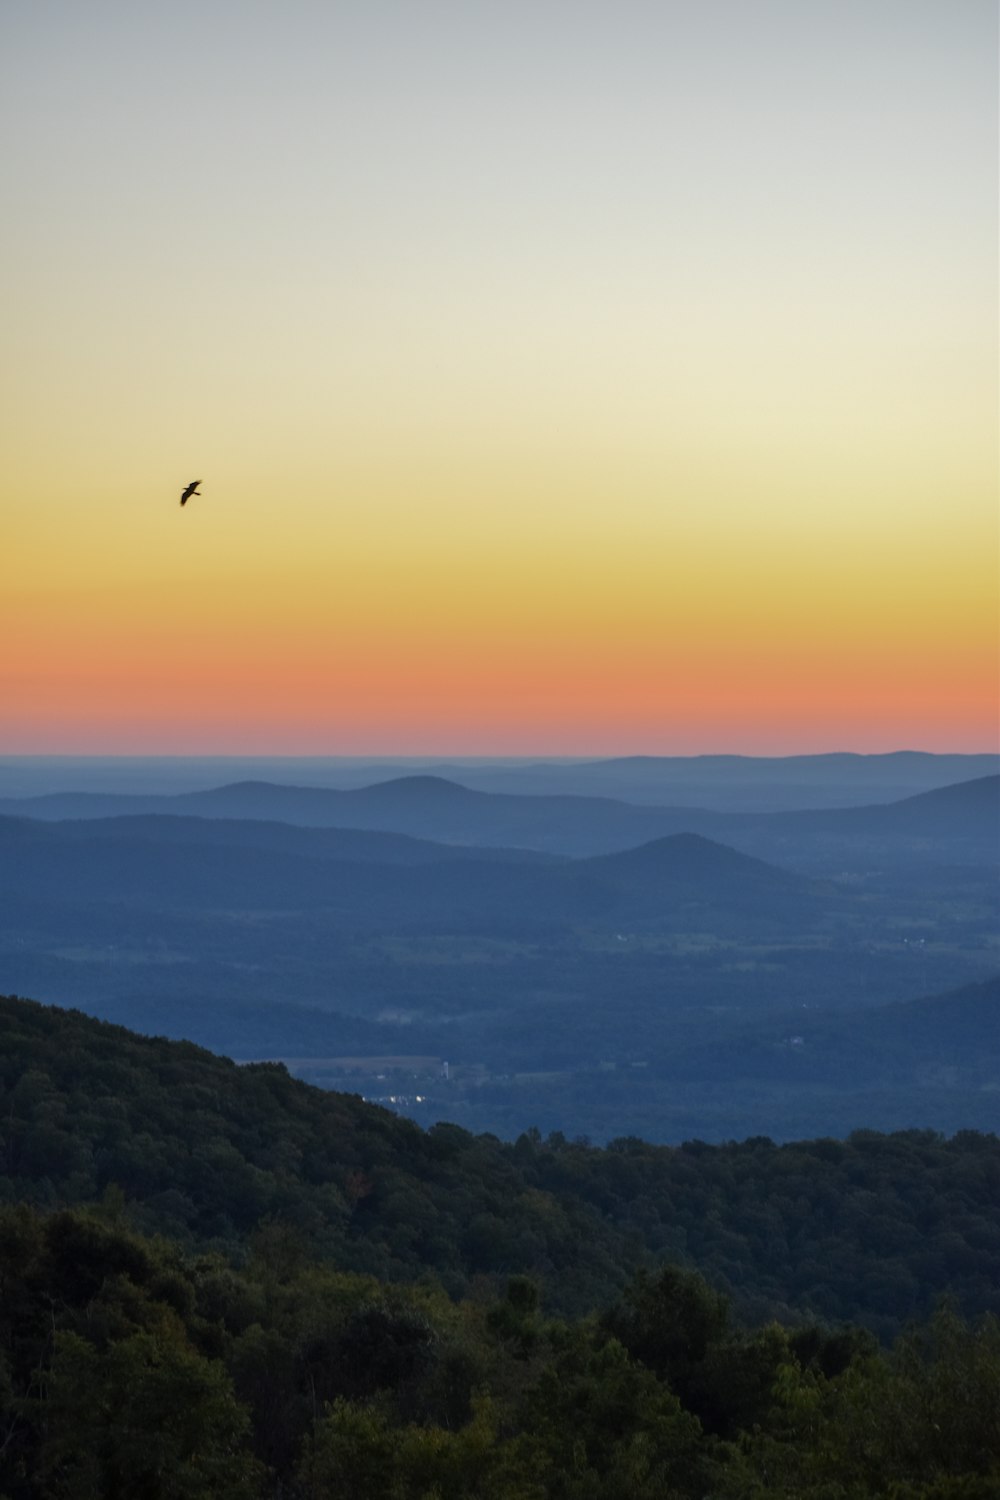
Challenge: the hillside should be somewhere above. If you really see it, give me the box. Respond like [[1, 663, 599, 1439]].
[[587, 830, 798, 883], [810, 973, 1000, 1083], [2, 991, 999, 1339], [585, 830, 804, 894], [634, 975, 1000, 1102], [764, 772, 1000, 843], [3, 993, 999, 1498]]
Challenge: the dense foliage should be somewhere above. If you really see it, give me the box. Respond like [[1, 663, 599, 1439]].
[[1, 994, 999, 1496], [2, 994, 999, 1337], [1, 1203, 997, 1499]]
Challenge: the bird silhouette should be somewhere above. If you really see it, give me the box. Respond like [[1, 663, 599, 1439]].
[[179, 481, 201, 507]]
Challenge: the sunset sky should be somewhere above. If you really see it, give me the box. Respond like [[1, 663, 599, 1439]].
[[3, 0, 997, 755]]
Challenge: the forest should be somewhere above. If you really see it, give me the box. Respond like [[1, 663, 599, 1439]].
[[1, 992, 999, 1497]]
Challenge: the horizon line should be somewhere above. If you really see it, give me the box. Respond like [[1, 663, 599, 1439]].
[[2, 747, 998, 763]]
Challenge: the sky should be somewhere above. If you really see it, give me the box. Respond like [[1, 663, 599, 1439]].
[[2, 0, 997, 755]]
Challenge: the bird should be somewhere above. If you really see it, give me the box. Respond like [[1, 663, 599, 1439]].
[[179, 480, 202, 507]]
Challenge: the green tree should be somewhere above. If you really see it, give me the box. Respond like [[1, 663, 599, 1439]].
[[38, 1329, 263, 1500]]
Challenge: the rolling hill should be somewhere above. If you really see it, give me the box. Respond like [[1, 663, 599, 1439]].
[[0, 813, 822, 934], [1, 771, 996, 866]]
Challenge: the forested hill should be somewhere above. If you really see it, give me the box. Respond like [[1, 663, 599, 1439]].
[[2, 991, 998, 1339]]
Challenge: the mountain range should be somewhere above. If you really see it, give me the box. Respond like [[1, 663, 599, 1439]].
[[2, 748, 997, 808], [0, 769, 995, 1146], [0, 813, 820, 935], [1, 770, 996, 863]]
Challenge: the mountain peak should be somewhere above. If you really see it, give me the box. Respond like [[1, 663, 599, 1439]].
[[585, 830, 798, 886], [356, 775, 477, 801]]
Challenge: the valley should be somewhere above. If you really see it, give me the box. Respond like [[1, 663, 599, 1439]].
[[1, 758, 996, 1145]]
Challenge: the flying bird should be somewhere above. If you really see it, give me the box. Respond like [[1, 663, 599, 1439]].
[[179, 480, 202, 507]]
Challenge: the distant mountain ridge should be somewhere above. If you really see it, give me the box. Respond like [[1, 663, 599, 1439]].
[[766, 772, 999, 832], [0, 814, 821, 934], [0, 777, 695, 854], [1, 771, 995, 863], [0, 810, 552, 866], [2, 749, 997, 808]]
